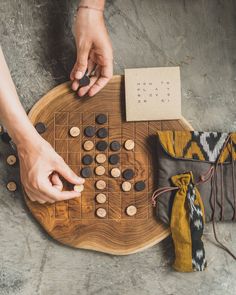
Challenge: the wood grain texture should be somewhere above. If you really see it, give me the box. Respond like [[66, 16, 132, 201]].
[[24, 75, 193, 255]]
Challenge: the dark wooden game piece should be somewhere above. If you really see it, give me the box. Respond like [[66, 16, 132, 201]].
[[95, 193, 107, 204], [79, 70, 90, 87], [122, 169, 134, 180], [84, 126, 96, 137], [96, 141, 108, 151], [7, 181, 17, 192], [96, 207, 107, 218], [1, 132, 11, 143], [95, 165, 106, 176], [82, 155, 93, 165], [97, 127, 108, 138], [96, 114, 107, 124], [110, 141, 121, 151], [7, 155, 17, 166], [95, 153, 106, 164], [110, 167, 121, 178], [126, 205, 137, 216], [109, 154, 120, 165], [35, 122, 46, 134], [83, 140, 94, 151], [121, 181, 132, 192], [81, 167, 93, 178], [69, 126, 80, 137], [134, 181, 146, 191]]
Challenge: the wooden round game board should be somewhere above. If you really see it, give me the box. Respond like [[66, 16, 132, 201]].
[[25, 75, 193, 255]]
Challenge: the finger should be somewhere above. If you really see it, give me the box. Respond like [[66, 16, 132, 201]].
[[43, 186, 81, 202], [74, 46, 90, 80], [71, 79, 80, 91], [88, 59, 113, 96], [27, 194, 37, 202], [70, 62, 78, 81], [26, 184, 56, 204], [56, 159, 85, 185], [51, 173, 63, 191], [87, 58, 96, 75], [28, 188, 55, 204]]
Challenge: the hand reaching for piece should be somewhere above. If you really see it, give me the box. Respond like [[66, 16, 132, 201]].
[[70, 6, 113, 97], [18, 136, 85, 204]]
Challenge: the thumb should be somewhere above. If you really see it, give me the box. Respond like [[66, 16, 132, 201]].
[[56, 159, 85, 185], [74, 46, 90, 80]]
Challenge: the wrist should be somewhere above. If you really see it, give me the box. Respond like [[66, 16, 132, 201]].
[[78, 0, 105, 11], [16, 130, 45, 155], [7, 115, 43, 147]]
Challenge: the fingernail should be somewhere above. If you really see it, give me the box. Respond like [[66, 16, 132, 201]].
[[77, 177, 85, 184], [75, 71, 83, 80]]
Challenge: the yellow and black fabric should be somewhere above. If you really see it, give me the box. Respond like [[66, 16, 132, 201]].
[[171, 172, 207, 272], [157, 131, 236, 164]]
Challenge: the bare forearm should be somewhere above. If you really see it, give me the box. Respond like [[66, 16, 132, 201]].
[[0, 47, 39, 146]]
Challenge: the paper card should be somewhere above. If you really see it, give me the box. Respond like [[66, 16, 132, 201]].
[[124, 67, 182, 121]]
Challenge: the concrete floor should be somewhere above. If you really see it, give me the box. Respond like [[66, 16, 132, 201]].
[[1, 0, 236, 294]]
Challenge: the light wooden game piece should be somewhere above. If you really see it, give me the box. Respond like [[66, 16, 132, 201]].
[[95, 193, 107, 204], [6, 155, 17, 166], [95, 180, 106, 190], [124, 139, 135, 151], [96, 208, 107, 218], [95, 165, 105, 176], [73, 184, 84, 193], [121, 181, 132, 192], [110, 167, 121, 178], [95, 153, 106, 164], [126, 205, 137, 216], [95, 165, 105, 175], [69, 126, 80, 137], [7, 181, 17, 192], [83, 140, 94, 151]]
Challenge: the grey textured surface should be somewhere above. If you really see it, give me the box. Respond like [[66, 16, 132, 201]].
[[1, 0, 236, 294]]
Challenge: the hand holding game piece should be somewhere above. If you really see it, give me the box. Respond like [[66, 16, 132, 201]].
[[70, 1, 113, 97], [17, 137, 85, 204]]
